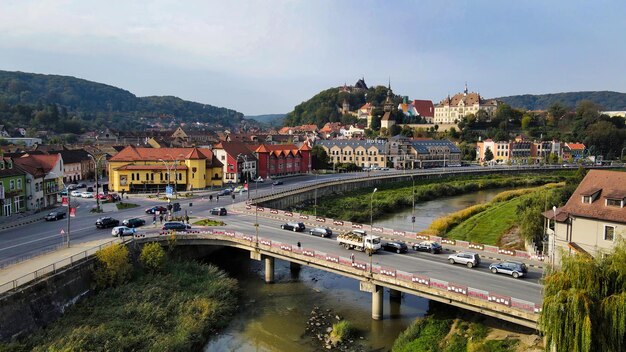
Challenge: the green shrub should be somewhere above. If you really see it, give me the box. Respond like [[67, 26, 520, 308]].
[[140, 242, 166, 272], [330, 320, 355, 342], [93, 244, 133, 288], [116, 202, 139, 210]]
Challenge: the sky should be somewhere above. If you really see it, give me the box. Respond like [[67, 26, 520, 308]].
[[1, 0, 625, 116]]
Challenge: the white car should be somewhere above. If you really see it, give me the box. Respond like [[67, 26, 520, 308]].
[[81, 192, 94, 198], [70, 190, 82, 197], [111, 226, 135, 237]]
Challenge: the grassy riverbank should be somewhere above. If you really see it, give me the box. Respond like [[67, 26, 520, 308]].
[[392, 303, 540, 352], [1, 261, 238, 352], [307, 172, 574, 223]]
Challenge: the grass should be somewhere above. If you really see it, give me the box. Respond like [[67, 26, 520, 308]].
[[193, 219, 226, 226], [1, 261, 238, 352], [329, 320, 356, 344], [116, 202, 139, 210]]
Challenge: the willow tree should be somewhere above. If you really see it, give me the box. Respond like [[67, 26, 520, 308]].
[[540, 240, 626, 352]]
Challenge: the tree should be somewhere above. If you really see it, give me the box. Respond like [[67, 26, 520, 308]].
[[484, 147, 494, 162], [94, 244, 133, 288], [389, 124, 401, 136], [140, 242, 167, 272], [448, 127, 459, 139], [521, 114, 533, 130], [311, 145, 330, 169], [541, 240, 626, 352]]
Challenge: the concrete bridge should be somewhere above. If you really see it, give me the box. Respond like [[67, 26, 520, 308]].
[[136, 230, 540, 329]]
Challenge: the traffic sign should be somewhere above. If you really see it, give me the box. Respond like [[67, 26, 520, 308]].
[[166, 186, 173, 197], [60, 229, 65, 234]]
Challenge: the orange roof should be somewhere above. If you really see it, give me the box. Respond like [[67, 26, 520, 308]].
[[109, 146, 212, 162], [299, 142, 311, 151], [566, 143, 586, 150]]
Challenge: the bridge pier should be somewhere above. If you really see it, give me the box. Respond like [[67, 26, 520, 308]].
[[289, 262, 301, 277], [389, 288, 402, 301], [264, 256, 275, 284], [372, 285, 383, 320]]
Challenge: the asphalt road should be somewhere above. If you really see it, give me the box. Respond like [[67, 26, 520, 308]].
[[0, 167, 548, 304]]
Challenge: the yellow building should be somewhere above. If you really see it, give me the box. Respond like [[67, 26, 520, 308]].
[[108, 146, 223, 193]]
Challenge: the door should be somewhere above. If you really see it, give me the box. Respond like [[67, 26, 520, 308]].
[[3, 203, 11, 216]]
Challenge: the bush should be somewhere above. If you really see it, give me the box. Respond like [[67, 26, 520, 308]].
[[140, 242, 166, 272], [330, 320, 355, 342], [93, 244, 133, 288]]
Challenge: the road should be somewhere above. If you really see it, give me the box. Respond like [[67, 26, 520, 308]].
[[0, 166, 554, 304]]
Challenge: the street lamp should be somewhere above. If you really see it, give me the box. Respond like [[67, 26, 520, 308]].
[[370, 188, 377, 228], [158, 158, 173, 195], [314, 172, 319, 216], [87, 154, 105, 212], [410, 175, 415, 232], [235, 153, 249, 200]]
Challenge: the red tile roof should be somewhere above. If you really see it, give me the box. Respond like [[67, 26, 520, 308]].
[[566, 143, 586, 150], [13, 154, 60, 178], [109, 146, 213, 162], [412, 100, 434, 117], [213, 141, 257, 160]]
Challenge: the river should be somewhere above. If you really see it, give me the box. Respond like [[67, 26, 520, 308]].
[[204, 188, 507, 351]]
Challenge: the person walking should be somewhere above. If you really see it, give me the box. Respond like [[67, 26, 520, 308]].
[[216, 195, 220, 202], [297, 241, 301, 249], [351, 253, 355, 263], [159, 214, 163, 224], [185, 214, 190, 224], [209, 195, 213, 202], [152, 214, 157, 226]]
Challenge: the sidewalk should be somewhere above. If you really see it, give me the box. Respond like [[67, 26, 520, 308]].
[[0, 238, 122, 294], [0, 210, 49, 231]]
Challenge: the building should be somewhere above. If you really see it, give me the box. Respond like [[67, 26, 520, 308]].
[[562, 143, 585, 161], [358, 103, 374, 121], [380, 85, 396, 131], [316, 139, 388, 168], [49, 148, 93, 183], [408, 139, 461, 168], [255, 143, 311, 179], [434, 84, 498, 125], [0, 156, 26, 217], [278, 125, 318, 135], [476, 139, 509, 163], [543, 170, 626, 266], [412, 100, 435, 123], [211, 141, 258, 184], [340, 125, 365, 138], [108, 146, 223, 193], [13, 154, 64, 210]]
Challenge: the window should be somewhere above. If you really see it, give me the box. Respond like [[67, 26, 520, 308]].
[[9, 180, 15, 190], [605, 226, 615, 241], [606, 199, 622, 208], [583, 196, 591, 204], [17, 179, 22, 189]]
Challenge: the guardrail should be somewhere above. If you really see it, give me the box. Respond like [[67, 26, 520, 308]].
[[140, 230, 542, 319], [0, 239, 125, 295]]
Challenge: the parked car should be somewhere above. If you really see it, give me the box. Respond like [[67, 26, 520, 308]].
[[412, 241, 443, 254], [70, 190, 82, 197], [122, 218, 146, 228], [145, 205, 168, 214], [96, 217, 120, 229], [488, 261, 528, 279], [447, 252, 480, 268], [107, 193, 121, 201], [60, 189, 68, 196], [44, 211, 66, 221], [272, 180, 283, 186], [66, 184, 79, 190], [281, 222, 305, 232], [162, 222, 191, 231], [382, 241, 408, 254], [111, 226, 135, 237], [309, 227, 332, 238], [76, 182, 87, 188], [210, 207, 228, 216], [81, 192, 94, 198], [233, 186, 247, 193], [86, 187, 94, 192], [217, 189, 231, 196]]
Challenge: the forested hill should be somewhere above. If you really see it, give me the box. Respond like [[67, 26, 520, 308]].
[[495, 91, 626, 111], [0, 70, 245, 131]]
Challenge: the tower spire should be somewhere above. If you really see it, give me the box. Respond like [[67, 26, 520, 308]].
[[464, 82, 468, 96]]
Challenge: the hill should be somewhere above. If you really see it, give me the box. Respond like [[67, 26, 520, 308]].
[[0, 70, 246, 133], [495, 91, 626, 111], [245, 114, 286, 127]]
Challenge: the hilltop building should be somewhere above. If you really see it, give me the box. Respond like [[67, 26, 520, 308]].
[[434, 84, 498, 125], [380, 84, 396, 131]]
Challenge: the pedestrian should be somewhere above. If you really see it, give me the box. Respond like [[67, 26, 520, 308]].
[[297, 241, 301, 249], [185, 215, 190, 224], [351, 253, 355, 263], [152, 214, 156, 225], [159, 215, 163, 224], [216, 195, 220, 202], [209, 195, 213, 202]]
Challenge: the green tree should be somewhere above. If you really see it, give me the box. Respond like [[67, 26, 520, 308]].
[[140, 242, 167, 272], [94, 244, 133, 288], [389, 124, 402, 136], [521, 114, 533, 130], [311, 145, 330, 169], [448, 127, 459, 139], [484, 147, 494, 162], [541, 240, 626, 352]]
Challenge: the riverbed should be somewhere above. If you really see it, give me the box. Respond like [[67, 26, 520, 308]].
[[204, 188, 508, 351]]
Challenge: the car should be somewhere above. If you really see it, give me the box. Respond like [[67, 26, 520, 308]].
[[382, 241, 408, 254], [217, 189, 231, 196], [96, 217, 120, 229], [145, 205, 168, 214], [281, 222, 305, 232], [254, 177, 264, 183], [44, 211, 66, 221], [111, 226, 135, 237], [76, 182, 87, 188], [210, 207, 228, 216], [272, 180, 283, 186], [66, 184, 78, 190], [448, 252, 480, 268], [70, 190, 82, 197], [81, 192, 94, 198], [412, 241, 443, 254], [96, 193, 108, 199], [60, 189, 68, 196], [234, 186, 247, 193], [107, 193, 121, 201], [309, 227, 332, 238], [381, 167, 390, 171], [162, 222, 191, 231], [488, 261, 528, 279], [122, 218, 146, 228], [86, 187, 94, 192]]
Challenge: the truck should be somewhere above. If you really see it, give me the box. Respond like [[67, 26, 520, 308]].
[[337, 230, 382, 253]]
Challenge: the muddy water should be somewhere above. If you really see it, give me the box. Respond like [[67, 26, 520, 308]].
[[204, 188, 507, 352]]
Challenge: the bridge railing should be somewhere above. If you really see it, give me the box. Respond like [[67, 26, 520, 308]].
[[0, 239, 125, 295], [144, 230, 542, 317], [240, 205, 546, 263]]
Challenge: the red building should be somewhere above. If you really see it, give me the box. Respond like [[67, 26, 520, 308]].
[[255, 143, 311, 179]]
